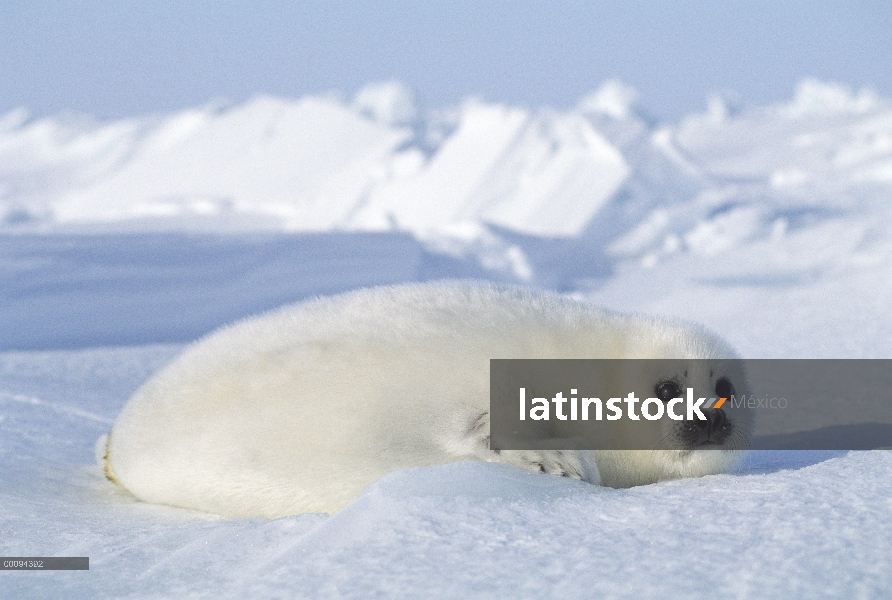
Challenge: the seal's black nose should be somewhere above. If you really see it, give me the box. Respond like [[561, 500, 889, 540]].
[[691, 408, 730, 443]]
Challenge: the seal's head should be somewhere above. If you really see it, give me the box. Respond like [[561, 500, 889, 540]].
[[593, 358, 753, 488]]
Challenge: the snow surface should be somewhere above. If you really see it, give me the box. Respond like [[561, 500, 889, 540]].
[[1, 79, 891, 597]]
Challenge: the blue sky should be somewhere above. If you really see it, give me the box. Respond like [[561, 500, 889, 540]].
[[2, 1, 890, 122]]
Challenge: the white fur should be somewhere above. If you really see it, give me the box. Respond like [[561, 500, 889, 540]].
[[104, 281, 750, 517]]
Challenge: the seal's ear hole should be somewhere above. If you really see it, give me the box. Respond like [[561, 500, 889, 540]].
[[655, 379, 682, 403], [715, 377, 735, 398]]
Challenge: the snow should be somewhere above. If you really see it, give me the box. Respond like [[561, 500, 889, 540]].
[[352, 80, 418, 126], [1, 79, 891, 597], [0, 232, 425, 351]]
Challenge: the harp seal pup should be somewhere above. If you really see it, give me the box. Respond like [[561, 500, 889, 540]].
[[102, 281, 751, 518]]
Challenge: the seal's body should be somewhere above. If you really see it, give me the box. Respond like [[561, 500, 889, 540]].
[[104, 282, 750, 517]]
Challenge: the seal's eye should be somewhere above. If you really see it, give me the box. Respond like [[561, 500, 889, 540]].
[[655, 380, 682, 403], [715, 377, 735, 398]]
